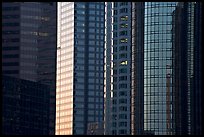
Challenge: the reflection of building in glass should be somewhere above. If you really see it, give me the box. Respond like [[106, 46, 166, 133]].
[[104, 2, 132, 135], [56, 2, 104, 135], [131, 2, 202, 135], [2, 2, 57, 135], [143, 2, 177, 135], [2, 75, 50, 135]]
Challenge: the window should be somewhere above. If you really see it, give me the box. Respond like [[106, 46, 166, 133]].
[[113, 40, 117, 45], [120, 16, 128, 21], [113, 54, 117, 60], [113, 47, 117, 52], [119, 121, 127, 127], [119, 68, 127, 74], [119, 46, 127, 51], [114, 10, 117, 15], [112, 122, 116, 127], [113, 24, 117, 30], [120, 2, 128, 6], [119, 31, 127, 36], [113, 32, 117, 38], [3, 6, 19, 11], [114, 3, 117, 7], [119, 76, 127, 81], [119, 83, 127, 89], [119, 114, 127, 119], [113, 69, 117, 75], [120, 61, 128, 65], [120, 8, 128, 13], [119, 129, 127, 134], [2, 15, 19, 19], [2, 23, 19, 27], [119, 98, 127, 104], [112, 99, 117, 104], [120, 38, 128, 43], [119, 106, 127, 111], [113, 17, 117, 22], [119, 53, 127, 59], [2, 31, 19, 35], [120, 23, 128, 28], [119, 91, 127, 96]]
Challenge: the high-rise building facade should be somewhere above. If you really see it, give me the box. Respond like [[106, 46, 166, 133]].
[[56, 2, 105, 135], [131, 2, 202, 135], [131, 2, 144, 135], [104, 2, 132, 135], [142, 2, 177, 135], [172, 2, 202, 135], [2, 2, 57, 134], [2, 75, 50, 135]]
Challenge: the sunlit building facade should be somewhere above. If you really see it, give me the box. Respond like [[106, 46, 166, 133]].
[[56, 2, 105, 135]]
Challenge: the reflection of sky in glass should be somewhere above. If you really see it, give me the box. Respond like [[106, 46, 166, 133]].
[[144, 2, 177, 135]]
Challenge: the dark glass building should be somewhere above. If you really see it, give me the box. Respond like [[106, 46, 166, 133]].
[[2, 75, 50, 135], [2, 2, 57, 134], [131, 2, 202, 135], [142, 2, 177, 135], [172, 2, 202, 135], [131, 2, 144, 135]]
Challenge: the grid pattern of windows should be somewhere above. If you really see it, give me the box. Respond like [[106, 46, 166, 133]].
[[105, 2, 131, 135], [144, 2, 177, 135], [56, 2, 74, 135], [57, 2, 104, 135]]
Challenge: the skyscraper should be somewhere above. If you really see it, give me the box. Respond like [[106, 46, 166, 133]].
[[131, 2, 144, 135], [172, 2, 202, 135], [56, 2, 105, 135], [142, 2, 178, 135], [2, 2, 57, 134], [104, 2, 132, 135], [131, 2, 202, 135], [2, 75, 50, 135]]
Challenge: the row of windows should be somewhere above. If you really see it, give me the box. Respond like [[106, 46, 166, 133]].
[[2, 15, 20, 19], [112, 129, 127, 135], [2, 6, 19, 11], [113, 46, 128, 52], [2, 62, 19, 66], [112, 114, 127, 119], [2, 30, 19, 35], [2, 54, 19, 58], [112, 98, 127, 104], [3, 22, 20, 27], [112, 106, 128, 112], [2, 38, 20, 43], [112, 91, 127, 97], [2, 70, 18, 74], [113, 31, 128, 37], [113, 15, 128, 22], [2, 46, 19, 50], [113, 8, 128, 15]]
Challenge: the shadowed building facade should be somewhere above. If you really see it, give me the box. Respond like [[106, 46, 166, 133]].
[[2, 75, 50, 135], [2, 2, 57, 134]]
